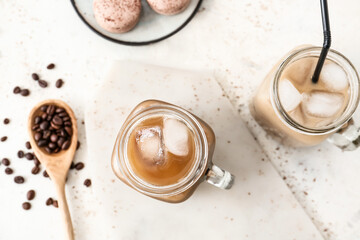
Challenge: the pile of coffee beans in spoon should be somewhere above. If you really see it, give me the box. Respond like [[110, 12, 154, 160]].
[[31, 104, 73, 153]]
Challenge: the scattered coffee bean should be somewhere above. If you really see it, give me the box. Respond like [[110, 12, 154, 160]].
[[17, 150, 25, 158], [46, 197, 53, 206], [76, 141, 80, 150], [14, 176, 25, 184], [13, 86, 21, 94], [25, 152, 34, 160], [1, 136, 7, 142], [53, 200, 58, 208], [25, 141, 32, 150], [22, 202, 31, 210], [33, 157, 40, 166], [5, 167, 13, 175], [47, 63, 55, 69], [84, 179, 92, 187], [43, 170, 49, 178], [32, 73, 40, 81], [31, 165, 40, 175], [70, 162, 75, 170], [3, 118, 10, 124], [20, 89, 30, 96], [27, 190, 36, 201], [38, 80, 48, 88], [1, 158, 10, 166], [56, 79, 64, 88], [74, 162, 84, 171]]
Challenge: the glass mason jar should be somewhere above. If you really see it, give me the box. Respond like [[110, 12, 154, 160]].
[[111, 100, 234, 203], [251, 46, 360, 149]]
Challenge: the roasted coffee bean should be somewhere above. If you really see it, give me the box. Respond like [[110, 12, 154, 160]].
[[50, 134, 58, 142], [13, 86, 21, 94], [1, 158, 10, 166], [43, 130, 51, 139], [5, 167, 13, 175], [47, 63, 55, 69], [27, 190, 35, 201], [22, 202, 31, 210], [58, 112, 68, 118], [54, 147, 60, 153], [25, 153, 34, 160], [3, 118, 10, 124], [31, 165, 40, 175], [39, 121, 49, 130], [38, 139, 48, 147], [56, 79, 64, 88], [17, 150, 24, 158], [50, 121, 61, 130], [46, 105, 55, 116], [65, 126, 72, 136], [74, 162, 84, 171], [61, 140, 71, 150], [34, 116, 42, 125], [48, 142, 57, 149], [52, 116, 63, 126], [76, 141, 80, 150], [33, 157, 40, 166], [41, 112, 48, 120], [46, 115, 52, 121], [40, 105, 48, 112], [32, 73, 39, 80], [64, 121, 72, 127], [43, 170, 49, 178], [1, 136, 7, 142], [70, 162, 75, 170], [60, 129, 67, 137], [56, 107, 65, 113], [32, 124, 39, 131], [25, 141, 32, 150], [57, 137, 65, 147], [53, 200, 58, 208], [14, 176, 25, 184], [34, 132, 42, 141], [38, 80, 48, 88], [46, 197, 53, 206], [44, 147, 52, 153], [20, 89, 30, 96], [63, 117, 70, 122], [84, 179, 92, 187]]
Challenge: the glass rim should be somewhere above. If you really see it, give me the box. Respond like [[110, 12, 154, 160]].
[[117, 104, 209, 197], [272, 46, 360, 135]]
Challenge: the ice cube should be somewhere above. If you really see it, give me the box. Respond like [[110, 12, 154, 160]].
[[279, 79, 303, 112], [135, 127, 165, 165], [163, 118, 189, 156], [302, 91, 344, 118], [320, 62, 348, 91]]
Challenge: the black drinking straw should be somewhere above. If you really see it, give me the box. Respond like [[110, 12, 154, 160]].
[[312, 0, 331, 84]]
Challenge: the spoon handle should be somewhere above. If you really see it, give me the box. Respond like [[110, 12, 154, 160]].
[[55, 181, 75, 240]]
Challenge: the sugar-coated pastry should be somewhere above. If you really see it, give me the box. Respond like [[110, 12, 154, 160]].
[[146, 0, 191, 15], [93, 0, 142, 33]]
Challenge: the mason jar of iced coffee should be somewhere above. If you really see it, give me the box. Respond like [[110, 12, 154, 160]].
[[252, 46, 360, 149], [111, 100, 234, 203]]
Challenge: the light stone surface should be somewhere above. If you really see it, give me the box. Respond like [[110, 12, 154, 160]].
[[0, 0, 360, 239]]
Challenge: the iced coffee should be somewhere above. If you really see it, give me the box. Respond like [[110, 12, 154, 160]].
[[112, 100, 234, 203], [252, 46, 360, 147]]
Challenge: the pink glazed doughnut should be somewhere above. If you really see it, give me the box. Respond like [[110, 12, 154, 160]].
[[93, 0, 142, 33], [146, 0, 191, 15]]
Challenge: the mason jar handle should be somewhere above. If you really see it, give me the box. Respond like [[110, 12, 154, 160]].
[[328, 119, 360, 151], [205, 164, 234, 189]]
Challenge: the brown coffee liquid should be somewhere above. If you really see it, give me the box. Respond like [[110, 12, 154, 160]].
[[127, 115, 196, 186]]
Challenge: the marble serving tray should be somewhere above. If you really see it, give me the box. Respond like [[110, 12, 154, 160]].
[[84, 61, 323, 240]]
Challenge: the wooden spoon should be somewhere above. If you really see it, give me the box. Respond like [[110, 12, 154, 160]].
[[28, 99, 77, 240]]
